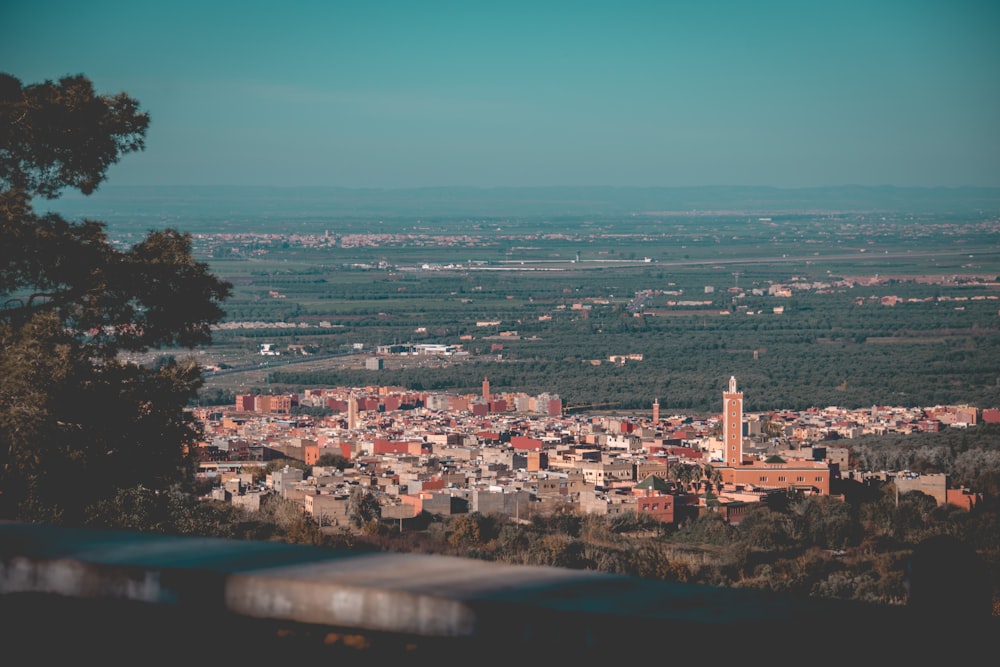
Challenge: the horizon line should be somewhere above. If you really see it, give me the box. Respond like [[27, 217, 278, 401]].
[[89, 183, 1000, 190]]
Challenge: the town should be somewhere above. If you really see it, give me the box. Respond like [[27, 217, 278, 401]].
[[193, 375, 989, 530]]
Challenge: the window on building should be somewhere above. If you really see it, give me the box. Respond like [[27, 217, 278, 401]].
[[760, 476, 768, 482], [797, 476, 804, 482], [778, 476, 786, 482]]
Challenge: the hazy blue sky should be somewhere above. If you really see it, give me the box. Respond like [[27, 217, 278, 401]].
[[3, 0, 999, 189]]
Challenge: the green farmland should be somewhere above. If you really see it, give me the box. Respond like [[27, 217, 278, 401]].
[[159, 205, 1000, 413]]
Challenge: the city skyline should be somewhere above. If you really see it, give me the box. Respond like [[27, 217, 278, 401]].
[[3, 1, 999, 191]]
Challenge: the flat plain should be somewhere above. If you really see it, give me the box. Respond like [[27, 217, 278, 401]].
[[57, 186, 1000, 413]]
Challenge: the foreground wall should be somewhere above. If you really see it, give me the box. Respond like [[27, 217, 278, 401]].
[[0, 522, 993, 662]]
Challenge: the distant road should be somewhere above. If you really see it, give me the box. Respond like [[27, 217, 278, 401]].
[[205, 351, 355, 377], [647, 249, 998, 268], [489, 248, 998, 270]]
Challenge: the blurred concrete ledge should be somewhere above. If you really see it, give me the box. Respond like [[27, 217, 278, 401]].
[[0, 521, 992, 662]]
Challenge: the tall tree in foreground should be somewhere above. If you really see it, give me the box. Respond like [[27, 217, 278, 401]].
[[0, 73, 231, 523]]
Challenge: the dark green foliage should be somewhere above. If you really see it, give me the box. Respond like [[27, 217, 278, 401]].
[[607, 509, 663, 534], [347, 485, 382, 527], [735, 505, 799, 551], [84, 485, 242, 538], [315, 452, 350, 470], [843, 424, 1000, 493], [674, 512, 735, 545], [0, 73, 148, 198], [793, 495, 863, 550], [0, 74, 231, 522]]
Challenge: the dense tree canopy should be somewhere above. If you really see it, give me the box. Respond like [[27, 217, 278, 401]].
[[0, 74, 231, 522]]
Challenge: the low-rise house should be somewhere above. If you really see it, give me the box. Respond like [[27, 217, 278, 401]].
[[304, 491, 350, 527], [632, 475, 675, 524]]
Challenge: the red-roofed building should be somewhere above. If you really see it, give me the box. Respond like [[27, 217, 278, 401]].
[[510, 436, 543, 451], [420, 477, 446, 491], [665, 446, 703, 461], [373, 438, 423, 456], [947, 488, 981, 511], [632, 475, 675, 524]]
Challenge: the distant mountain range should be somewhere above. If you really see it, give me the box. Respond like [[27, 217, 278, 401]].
[[46, 185, 1000, 220]]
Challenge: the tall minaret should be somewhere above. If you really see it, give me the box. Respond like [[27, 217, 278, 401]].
[[722, 376, 743, 467], [652, 397, 660, 423], [347, 393, 358, 431], [482, 376, 490, 401]]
